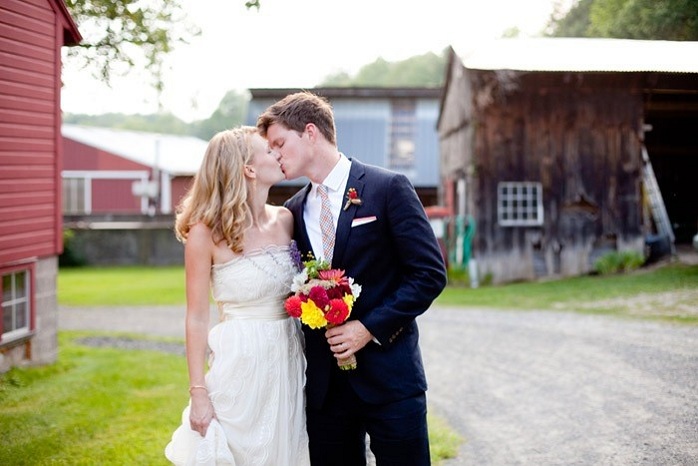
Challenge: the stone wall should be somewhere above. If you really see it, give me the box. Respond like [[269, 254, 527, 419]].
[[0, 256, 58, 373], [65, 227, 184, 266]]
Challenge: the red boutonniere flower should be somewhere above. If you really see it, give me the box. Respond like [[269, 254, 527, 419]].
[[343, 187, 363, 211]]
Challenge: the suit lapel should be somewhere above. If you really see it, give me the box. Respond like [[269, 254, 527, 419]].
[[287, 184, 314, 258], [333, 160, 366, 268]]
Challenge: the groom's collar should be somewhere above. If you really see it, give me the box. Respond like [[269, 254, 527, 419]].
[[314, 153, 351, 193]]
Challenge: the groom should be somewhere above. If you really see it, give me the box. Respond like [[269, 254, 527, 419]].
[[257, 91, 447, 466]]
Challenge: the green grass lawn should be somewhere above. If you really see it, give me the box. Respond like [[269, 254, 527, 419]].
[[440, 262, 698, 323], [58, 266, 186, 306], [0, 332, 186, 465], [0, 332, 460, 465]]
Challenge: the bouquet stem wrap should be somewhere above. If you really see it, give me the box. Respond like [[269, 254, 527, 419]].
[[338, 353, 358, 371], [327, 323, 357, 371]]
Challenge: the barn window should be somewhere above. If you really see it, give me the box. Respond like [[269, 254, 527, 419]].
[[62, 177, 87, 214], [497, 182, 543, 226], [389, 99, 416, 172], [1, 269, 31, 342]]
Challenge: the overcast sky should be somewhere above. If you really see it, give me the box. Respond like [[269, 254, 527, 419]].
[[60, 0, 570, 122]]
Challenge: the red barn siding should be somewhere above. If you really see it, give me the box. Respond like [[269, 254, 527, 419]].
[[63, 137, 156, 214], [171, 176, 193, 211], [91, 180, 142, 213], [0, 0, 66, 265], [0, 0, 80, 370]]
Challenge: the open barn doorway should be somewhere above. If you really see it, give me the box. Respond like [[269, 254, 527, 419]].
[[643, 80, 698, 245]]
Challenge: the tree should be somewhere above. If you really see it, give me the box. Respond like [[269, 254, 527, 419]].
[[64, 0, 200, 91], [319, 50, 447, 88], [547, 0, 698, 40], [191, 90, 250, 140], [588, 0, 698, 40], [63, 111, 191, 134], [321, 71, 354, 87], [546, 0, 593, 37]]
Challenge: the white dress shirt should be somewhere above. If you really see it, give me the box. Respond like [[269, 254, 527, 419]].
[[304, 154, 351, 262]]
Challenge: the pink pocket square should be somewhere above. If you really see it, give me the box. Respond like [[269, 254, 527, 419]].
[[351, 216, 377, 227]]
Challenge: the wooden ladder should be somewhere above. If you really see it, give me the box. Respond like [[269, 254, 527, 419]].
[[641, 145, 675, 252]]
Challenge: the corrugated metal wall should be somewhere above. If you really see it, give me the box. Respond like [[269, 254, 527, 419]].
[[247, 92, 440, 188]]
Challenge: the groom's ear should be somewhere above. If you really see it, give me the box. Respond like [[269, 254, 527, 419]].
[[304, 123, 318, 143]]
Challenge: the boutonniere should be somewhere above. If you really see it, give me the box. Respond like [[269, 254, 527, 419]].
[[343, 187, 363, 211]]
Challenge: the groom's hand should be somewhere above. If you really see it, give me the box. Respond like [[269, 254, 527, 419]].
[[326, 321, 373, 359]]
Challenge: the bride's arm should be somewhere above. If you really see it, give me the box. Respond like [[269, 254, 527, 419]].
[[184, 224, 215, 436]]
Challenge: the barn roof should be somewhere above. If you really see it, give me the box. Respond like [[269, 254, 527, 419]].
[[249, 87, 442, 99], [62, 125, 208, 176], [50, 0, 82, 45], [452, 38, 698, 73]]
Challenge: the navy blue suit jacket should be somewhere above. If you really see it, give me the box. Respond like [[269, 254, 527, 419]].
[[285, 159, 447, 408]]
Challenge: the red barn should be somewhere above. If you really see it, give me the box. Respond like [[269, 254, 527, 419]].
[[62, 124, 208, 216], [0, 0, 81, 372]]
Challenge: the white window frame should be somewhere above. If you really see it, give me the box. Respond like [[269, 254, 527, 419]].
[[62, 177, 87, 214], [1, 268, 32, 342], [389, 99, 417, 172], [497, 182, 544, 227], [61, 170, 150, 214]]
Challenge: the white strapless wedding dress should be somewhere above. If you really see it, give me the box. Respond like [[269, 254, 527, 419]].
[[165, 244, 310, 465]]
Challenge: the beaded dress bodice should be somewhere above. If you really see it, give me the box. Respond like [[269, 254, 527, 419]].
[[211, 244, 297, 321]]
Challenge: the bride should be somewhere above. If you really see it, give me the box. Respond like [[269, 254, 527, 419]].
[[164, 126, 309, 465]]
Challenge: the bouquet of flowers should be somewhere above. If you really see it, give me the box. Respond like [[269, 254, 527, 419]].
[[284, 255, 362, 370]]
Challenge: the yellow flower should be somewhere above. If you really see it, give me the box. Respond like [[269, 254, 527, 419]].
[[343, 294, 354, 313], [300, 300, 328, 329]]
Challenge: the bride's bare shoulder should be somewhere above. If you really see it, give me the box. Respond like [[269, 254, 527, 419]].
[[186, 222, 215, 248], [267, 205, 293, 236]]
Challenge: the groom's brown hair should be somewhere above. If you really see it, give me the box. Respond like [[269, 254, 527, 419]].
[[257, 91, 337, 146]]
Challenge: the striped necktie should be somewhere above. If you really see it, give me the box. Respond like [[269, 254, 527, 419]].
[[317, 184, 335, 265]]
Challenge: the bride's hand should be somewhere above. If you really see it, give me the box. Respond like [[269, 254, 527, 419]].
[[189, 392, 215, 437]]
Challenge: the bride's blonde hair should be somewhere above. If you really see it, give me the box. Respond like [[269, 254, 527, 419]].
[[174, 126, 257, 253]]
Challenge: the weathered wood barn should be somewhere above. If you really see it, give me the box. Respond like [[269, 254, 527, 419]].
[[438, 38, 698, 284], [0, 0, 81, 372], [247, 87, 442, 208]]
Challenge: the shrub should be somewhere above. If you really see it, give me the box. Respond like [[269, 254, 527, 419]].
[[447, 266, 469, 287], [59, 229, 86, 267], [594, 250, 645, 275]]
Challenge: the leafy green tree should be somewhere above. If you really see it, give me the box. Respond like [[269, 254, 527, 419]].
[[63, 112, 190, 134], [65, 90, 249, 141], [64, 0, 200, 89], [191, 90, 250, 140], [588, 0, 698, 40], [501, 26, 522, 38], [547, 0, 593, 37], [319, 50, 447, 87], [547, 0, 698, 40], [321, 71, 354, 87]]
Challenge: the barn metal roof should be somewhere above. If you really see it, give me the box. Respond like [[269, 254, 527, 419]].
[[453, 38, 698, 73], [62, 125, 208, 176], [249, 87, 442, 99]]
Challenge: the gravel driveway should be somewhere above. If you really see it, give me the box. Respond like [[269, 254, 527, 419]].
[[59, 305, 698, 465], [420, 307, 698, 466]]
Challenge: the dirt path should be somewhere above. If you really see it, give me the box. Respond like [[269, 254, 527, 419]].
[[60, 305, 698, 465]]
